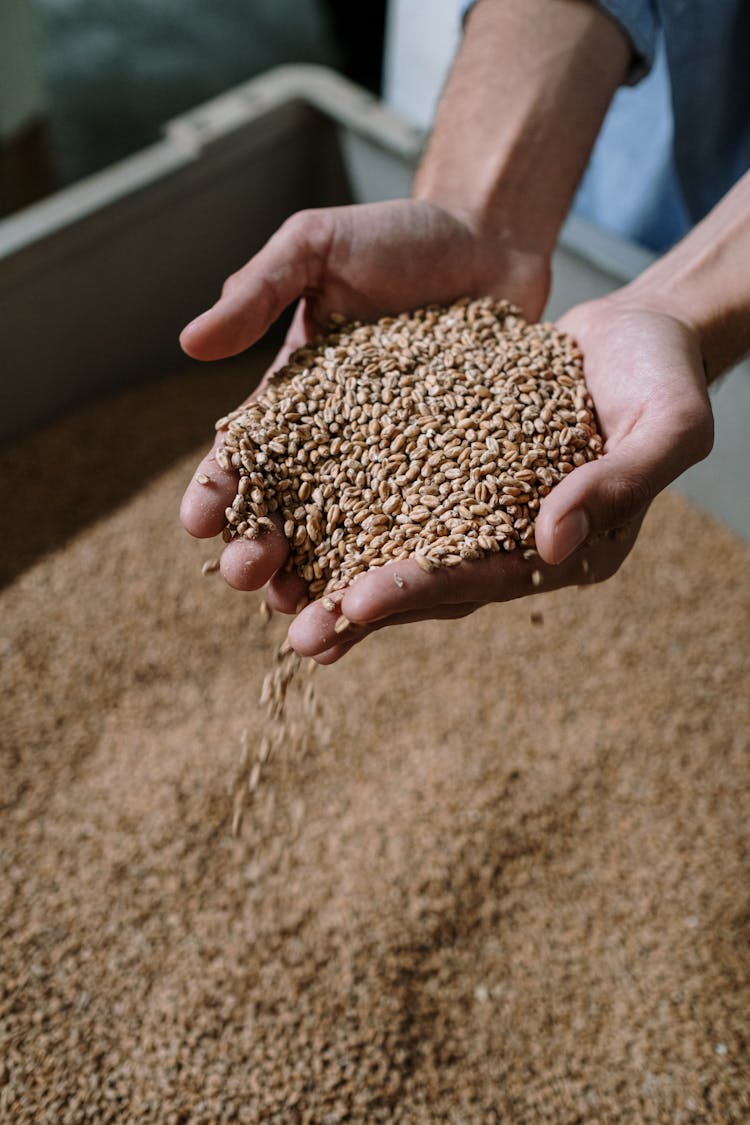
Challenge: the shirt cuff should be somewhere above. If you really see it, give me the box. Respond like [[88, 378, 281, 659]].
[[459, 0, 659, 84], [595, 0, 659, 83]]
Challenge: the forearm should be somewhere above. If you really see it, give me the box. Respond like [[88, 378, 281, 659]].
[[413, 0, 631, 256], [623, 170, 750, 380]]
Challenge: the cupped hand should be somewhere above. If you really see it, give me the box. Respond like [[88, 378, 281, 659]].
[[287, 291, 714, 663], [180, 197, 550, 606], [180, 200, 713, 664], [180, 199, 549, 367]]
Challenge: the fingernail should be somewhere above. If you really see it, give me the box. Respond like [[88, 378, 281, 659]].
[[553, 509, 590, 563]]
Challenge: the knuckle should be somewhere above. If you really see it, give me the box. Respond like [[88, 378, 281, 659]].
[[221, 272, 240, 298], [688, 407, 715, 463], [282, 208, 330, 250], [668, 393, 715, 465], [602, 471, 653, 527]]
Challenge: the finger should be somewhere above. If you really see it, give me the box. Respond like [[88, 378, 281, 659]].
[[339, 552, 532, 626], [303, 603, 482, 664], [219, 518, 290, 591], [179, 211, 330, 361], [279, 297, 315, 355], [252, 299, 315, 400], [286, 595, 348, 656], [535, 403, 713, 565], [180, 435, 238, 538], [266, 568, 309, 615], [288, 594, 482, 658], [182, 293, 316, 541], [310, 640, 357, 666]]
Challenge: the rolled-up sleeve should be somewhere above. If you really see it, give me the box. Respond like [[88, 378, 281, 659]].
[[459, 0, 659, 83], [596, 0, 659, 80]]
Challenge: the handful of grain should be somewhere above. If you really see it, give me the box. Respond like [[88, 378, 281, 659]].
[[216, 297, 603, 832], [216, 297, 602, 593]]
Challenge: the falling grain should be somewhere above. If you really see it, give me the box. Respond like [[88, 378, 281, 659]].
[[219, 298, 603, 829]]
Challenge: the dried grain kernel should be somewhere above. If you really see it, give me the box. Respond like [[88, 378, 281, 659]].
[[219, 298, 603, 829]]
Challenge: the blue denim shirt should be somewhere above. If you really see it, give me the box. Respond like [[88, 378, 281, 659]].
[[460, 1, 750, 252]]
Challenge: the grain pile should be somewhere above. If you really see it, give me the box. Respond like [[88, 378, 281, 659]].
[[218, 298, 602, 592], [2, 360, 749, 1123], [221, 299, 603, 829]]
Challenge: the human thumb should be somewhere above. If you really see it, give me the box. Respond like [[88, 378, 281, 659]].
[[534, 416, 710, 566]]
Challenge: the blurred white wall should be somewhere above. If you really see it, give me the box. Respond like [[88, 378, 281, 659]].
[[383, 0, 460, 129]]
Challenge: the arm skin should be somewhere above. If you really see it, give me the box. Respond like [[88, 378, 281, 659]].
[[413, 0, 630, 258], [180, 0, 629, 362], [622, 168, 750, 381], [179, 0, 741, 664]]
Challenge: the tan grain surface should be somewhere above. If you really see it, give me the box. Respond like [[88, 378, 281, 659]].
[[220, 300, 601, 592], [1, 358, 749, 1124]]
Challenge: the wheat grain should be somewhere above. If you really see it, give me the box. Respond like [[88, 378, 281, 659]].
[[218, 298, 602, 830]]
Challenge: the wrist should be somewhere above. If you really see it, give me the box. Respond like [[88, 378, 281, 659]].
[[622, 273, 723, 385], [615, 273, 700, 332], [413, 164, 560, 261], [413, 181, 559, 262], [405, 196, 552, 320], [620, 170, 750, 380], [413, 0, 630, 263]]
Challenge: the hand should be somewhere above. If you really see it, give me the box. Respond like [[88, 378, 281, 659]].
[[179, 197, 550, 606], [285, 291, 714, 663]]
